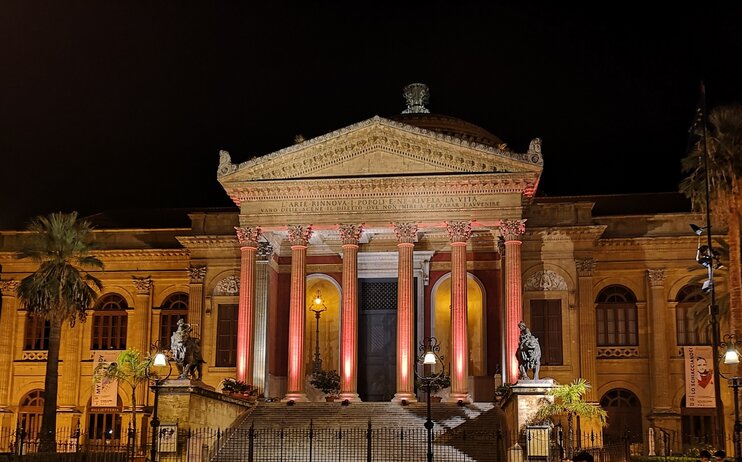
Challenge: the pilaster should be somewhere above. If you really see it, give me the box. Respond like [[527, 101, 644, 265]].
[[575, 258, 598, 402], [647, 268, 671, 410], [187, 265, 207, 338], [0, 280, 20, 408]]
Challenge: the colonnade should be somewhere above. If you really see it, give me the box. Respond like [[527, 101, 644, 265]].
[[233, 219, 526, 402]]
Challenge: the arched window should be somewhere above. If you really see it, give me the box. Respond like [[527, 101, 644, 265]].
[[91, 294, 128, 350], [675, 285, 709, 345], [600, 388, 642, 443], [24, 315, 50, 350], [19, 390, 44, 440], [159, 293, 188, 349], [596, 285, 638, 346]]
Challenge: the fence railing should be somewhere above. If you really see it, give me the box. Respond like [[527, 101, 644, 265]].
[[0, 425, 635, 462]]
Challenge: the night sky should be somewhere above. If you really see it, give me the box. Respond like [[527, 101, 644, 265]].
[[2, 3, 741, 229]]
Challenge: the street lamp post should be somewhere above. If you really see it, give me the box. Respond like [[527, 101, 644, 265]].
[[720, 334, 742, 462], [416, 337, 445, 462], [149, 347, 172, 462], [309, 290, 327, 374]]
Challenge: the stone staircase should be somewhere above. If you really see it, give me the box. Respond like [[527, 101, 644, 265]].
[[211, 402, 509, 462]]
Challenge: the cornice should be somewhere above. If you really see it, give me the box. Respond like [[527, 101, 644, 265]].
[[95, 249, 190, 259], [525, 226, 607, 241], [176, 236, 239, 249], [226, 174, 538, 206], [218, 116, 543, 181], [598, 236, 699, 248]]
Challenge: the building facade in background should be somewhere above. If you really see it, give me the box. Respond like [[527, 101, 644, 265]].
[[0, 86, 724, 451]]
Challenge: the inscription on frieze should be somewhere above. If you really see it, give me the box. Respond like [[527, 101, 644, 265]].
[[256, 195, 500, 215]]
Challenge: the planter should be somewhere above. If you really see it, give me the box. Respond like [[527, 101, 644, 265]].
[[430, 396, 443, 403], [325, 396, 338, 402]]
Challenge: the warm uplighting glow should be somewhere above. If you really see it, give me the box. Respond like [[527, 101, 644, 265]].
[[153, 352, 168, 367], [423, 351, 437, 365]]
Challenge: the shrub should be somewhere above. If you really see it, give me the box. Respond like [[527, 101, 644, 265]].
[[310, 370, 341, 396]]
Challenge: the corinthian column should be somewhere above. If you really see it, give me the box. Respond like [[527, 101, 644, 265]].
[[446, 221, 472, 403], [339, 224, 363, 402], [235, 226, 261, 383], [647, 268, 671, 410], [500, 219, 526, 384], [131, 276, 152, 407], [283, 225, 313, 403], [187, 265, 207, 338], [575, 258, 598, 401], [393, 222, 418, 403], [0, 280, 20, 408]]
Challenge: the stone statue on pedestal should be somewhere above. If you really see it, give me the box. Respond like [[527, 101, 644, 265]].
[[517, 321, 541, 381], [171, 319, 205, 380]]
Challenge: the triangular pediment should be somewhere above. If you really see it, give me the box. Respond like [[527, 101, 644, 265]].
[[217, 116, 543, 184]]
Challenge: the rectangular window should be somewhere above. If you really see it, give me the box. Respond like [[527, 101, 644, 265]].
[[597, 304, 638, 346], [530, 299, 563, 365], [216, 304, 238, 367], [24, 315, 50, 350]]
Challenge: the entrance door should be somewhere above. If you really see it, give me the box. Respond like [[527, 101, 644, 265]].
[[358, 279, 397, 401]]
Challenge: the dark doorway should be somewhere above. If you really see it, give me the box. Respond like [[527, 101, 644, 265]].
[[358, 278, 397, 401]]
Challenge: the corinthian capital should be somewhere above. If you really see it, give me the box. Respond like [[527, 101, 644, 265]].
[[287, 225, 313, 246], [0, 280, 20, 295], [393, 222, 418, 244], [338, 224, 364, 245], [188, 265, 207, 283], [499, 219, 526, 241], [132, 276, 153, 295], [647, 269, 667, 287], [235, 226, 262, 247], [446, 220, 472, 243], [575, 258, 596, 277]]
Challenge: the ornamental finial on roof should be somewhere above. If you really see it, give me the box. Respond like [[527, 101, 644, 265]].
[[402, 83, 430, 114]]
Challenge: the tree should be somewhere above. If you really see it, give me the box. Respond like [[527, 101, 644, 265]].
[[16, 212, 103, 452], [681, 103, 742, 332], [533, 379, 607, 456], [93, 349, 152, 437]]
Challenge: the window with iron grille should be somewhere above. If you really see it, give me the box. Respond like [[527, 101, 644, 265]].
[[159, 293, 188, 349], [24, 315, 50, 350], [216, 304, 238, 367], [19, 390, 44, 439], [596, 285, 638, 346], [91, 294, 128, 350], [87, 396, 123, 442], [675, 284, 709, 346], [530, 299, 563, 365]]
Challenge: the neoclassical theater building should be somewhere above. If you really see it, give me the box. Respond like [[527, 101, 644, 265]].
[[0, 84, 724, 449]]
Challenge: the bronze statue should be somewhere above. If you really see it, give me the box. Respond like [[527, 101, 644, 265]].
[[517, 321, 541, 381], [170, 319, 205, 380]]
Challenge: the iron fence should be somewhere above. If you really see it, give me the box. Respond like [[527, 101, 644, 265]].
[[0, 424, 634, 462]]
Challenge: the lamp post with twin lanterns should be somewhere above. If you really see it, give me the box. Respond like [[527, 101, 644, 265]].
[[720, 334, 742, 462], [309, 289, 327, 374], [148, 344, 172, 462], [416, 337, 446, 462]]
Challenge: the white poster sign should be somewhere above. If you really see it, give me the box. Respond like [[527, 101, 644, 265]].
[[91, 350, 120, 408], [685, 345, 715, 408]]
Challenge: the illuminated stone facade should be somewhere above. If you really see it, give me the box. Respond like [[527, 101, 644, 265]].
[[0, 94, 727, 452]]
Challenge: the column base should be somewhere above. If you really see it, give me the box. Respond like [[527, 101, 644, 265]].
[[443, 393, 471, 405], [281, 393, 309, 403], [392, 393, 418, 404], [338, 393, 362, 403]]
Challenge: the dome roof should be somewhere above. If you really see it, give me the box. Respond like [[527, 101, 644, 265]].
[[391, 83, 504, 148], [390, 112, 504, 148]]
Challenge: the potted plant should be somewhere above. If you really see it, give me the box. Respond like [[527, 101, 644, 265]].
[[220, 377, 258, 401], [310, 370, 341, 401]]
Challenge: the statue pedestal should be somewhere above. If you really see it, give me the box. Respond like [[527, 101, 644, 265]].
[[501, 379, 557, 435], [156, 379, 249, 431]]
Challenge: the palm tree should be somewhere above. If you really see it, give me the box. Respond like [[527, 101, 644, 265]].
[[16, 212, 103, 452], [533, 378, 607, 457], [94, 349, 152, 438], [681, 103, 742, 332]]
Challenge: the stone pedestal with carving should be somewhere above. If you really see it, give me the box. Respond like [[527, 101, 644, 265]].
[[156, 379, 249, 431], [501, 379, 556, 436]]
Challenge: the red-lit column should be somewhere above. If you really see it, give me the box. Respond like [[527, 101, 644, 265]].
[[283, 224, 313, 403], [393, 222, 418, 404], [339, 224, 363, 402], [446, 221, 472, 403], [501, 219, 526, 384], [235, 226, 261, 383]]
